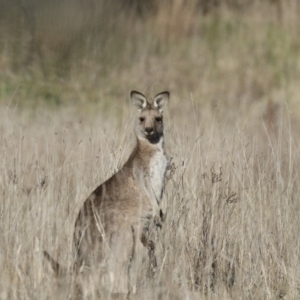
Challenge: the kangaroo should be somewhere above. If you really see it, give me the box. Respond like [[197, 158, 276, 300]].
[[44, 90, 170, 295]]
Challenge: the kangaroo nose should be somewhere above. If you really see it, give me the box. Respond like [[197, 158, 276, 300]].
[[145, 127, 153, 134]]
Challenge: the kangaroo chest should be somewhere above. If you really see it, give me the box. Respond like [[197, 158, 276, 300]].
[[148, 149, 168, 202]]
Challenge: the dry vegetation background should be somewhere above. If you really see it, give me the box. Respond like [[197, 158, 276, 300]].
[[1, 0, 300, 299]]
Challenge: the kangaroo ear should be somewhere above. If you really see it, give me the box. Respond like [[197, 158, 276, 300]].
[[131, 91, 147, 111], [153, 91, 170, 113]]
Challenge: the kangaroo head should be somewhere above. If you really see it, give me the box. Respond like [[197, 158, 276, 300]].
[[131, 91, 170, 143]]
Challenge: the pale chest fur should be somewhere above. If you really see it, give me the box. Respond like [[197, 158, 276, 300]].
[[148, 149, 168, 202]]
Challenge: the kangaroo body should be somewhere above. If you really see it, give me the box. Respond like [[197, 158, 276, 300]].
[[45, 91, 170, 295], [74, 134, 168, 272]]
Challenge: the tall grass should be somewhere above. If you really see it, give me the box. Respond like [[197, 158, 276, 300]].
[[0, 95, 300, 299], [1, 1, 300, 299]]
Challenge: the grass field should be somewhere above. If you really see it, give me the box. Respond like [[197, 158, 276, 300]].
[[1, 1, 300, 299]]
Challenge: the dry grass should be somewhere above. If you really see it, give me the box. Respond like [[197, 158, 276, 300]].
[[1, 95, 300, 299], [1, 1, 300, 299]]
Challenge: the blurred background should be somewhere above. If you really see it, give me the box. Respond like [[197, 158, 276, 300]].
[[0, 0, 299, 125]]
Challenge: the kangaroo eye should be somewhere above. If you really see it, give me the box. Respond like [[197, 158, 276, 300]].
[[155, 117, 162, 122], [139, 117, 145, 122]]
